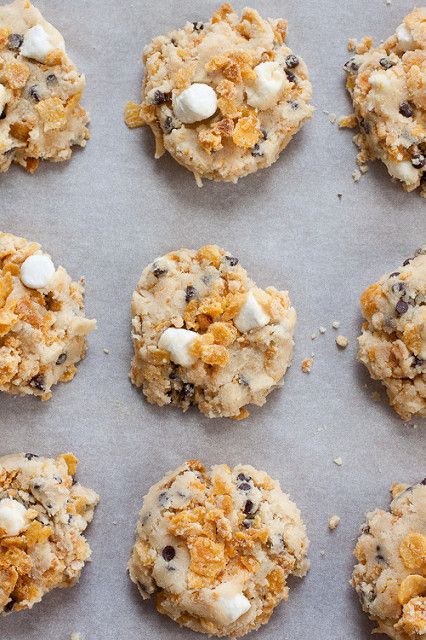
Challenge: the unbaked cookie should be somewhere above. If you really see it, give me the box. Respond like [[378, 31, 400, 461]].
[[343, 9, 426, 195], [0, 0, 89, 173], [125, 3, 313, 185], [0, 232, 96, 400], [358, 247, 426, 420], [0, 452, 99, 614], [352, 480, 426, 640], [130, 245, 296, 419], [128, 460, 309, 638]]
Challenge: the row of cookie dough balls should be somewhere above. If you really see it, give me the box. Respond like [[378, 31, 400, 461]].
[[0, 454, 424, 640], [1, 1, 425, 194], [0, 232, 425, 421]]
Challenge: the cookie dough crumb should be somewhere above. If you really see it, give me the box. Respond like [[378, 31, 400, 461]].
[[338, 114, 357, 128], [336, 335, 349, 348], [332, 320, 340, 329], [333, 457, 343, 466], [103, 348, 110, 354], [70, 634, 81, 640], [319, 326, 326, 334], [320, 549, 326, 556], [328, 515, 341, 530], [352, 168, 362, 183], [301, 357, 314, 373]]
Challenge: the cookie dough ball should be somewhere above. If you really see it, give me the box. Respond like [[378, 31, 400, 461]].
[[130, 245, 296, 419], [358, 247, 426, 420], [0, 0, 89, 173], [352, 480, 426, 640], [0, 452, 99, 614], [0, 232, 96, 400], [343, 9, 426, 195], [125, 3, 313, 184], [129, 460, 310, 638]]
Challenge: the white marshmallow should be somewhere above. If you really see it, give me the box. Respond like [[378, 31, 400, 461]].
[[173, 83, 217, 124], [212, 585, 251, 625], [21, 25, 56, 62], [396, 24, 415, 50], [234, 291, 270, 332], [0, 83, 8, 114], [246, 61, 286, 110], [158, 328, 198, 367], [385, 159, 419, 185], [20, 254, 55, 289], [0, 498, 28, 536]]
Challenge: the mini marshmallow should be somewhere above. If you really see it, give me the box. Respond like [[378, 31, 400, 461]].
[[21, 25, 57, 63], [212, 585, 251, 625], [396, 23, 415, 50], [173, 83, 217, 124], [246, 61, 286, 110], [20, 254, 56, 289], [0, 83, 8, 114], [234, 291, 270, 332], [158, 328, 198, 366], [0, 498, 27, 536]]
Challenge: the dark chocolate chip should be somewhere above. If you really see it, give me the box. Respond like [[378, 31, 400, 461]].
[[29, 374, 45, 391], [343, 58, 360, 73], [28, 86, 41, 102], [244, 500, 254, 514], [56, 353, 67, 365], [33, 483, 41, 490], [412, 356, 424, 368], [403, 258, 412, 266], [153, 266, 167, 277], [7, 33, 23, 50], [289, 101, 299, 110], [180, 383, 194, 400], [285, 69, 297, 83], [421, 478, 426, 485], [152, 90, 170, 105], [251, 143, 263, 157], [399, 102, 414, 118], [185, 285, 198, 302], [46, 73, 58, 86], [379, 58, 396, 70], [261, 129, 268, 140], [242, 520, 252, 528], [224, 255, 239, 266], [24, 453, 39, 460], [285, 54, 299, 69], [163, 116, 176, 134], [411, 153, 425, 169], [396, 299, 409, 315], [162, 545, 176, 561], [193, 22, 204, 31], [4, 599, 15, 612], [238, 482, 251, 491], [360, 119, 371, 134], [238, 374, 249, 386], [0, 107, 6, 120], [389, 272, 400, 278], [237, 473, 250, 482], [361, 523, 370, 535]]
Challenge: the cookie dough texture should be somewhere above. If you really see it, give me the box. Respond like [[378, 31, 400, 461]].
[[0, 232, 96, 400], [125, 3, 313, 184], [0, 452, 99, 614], [130, 245, 296, 419], [358, 247, 426, 420], [129, 460, 310, 638], [343, 9, 426, 195], [0, 0, 89, 173], [352, 480, 426, 640]]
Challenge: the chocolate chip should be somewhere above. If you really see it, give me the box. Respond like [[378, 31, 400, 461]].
[[28, 86, 41, 102], [396, 299, 409, 315], [251, 143, 263, 157], [285, 54, 299, 69], [192, 22, 204, 31], [261, 129, 268, 140], [411, 153, 425, 168], [237, 473, 250, 482], [7, 33, 23, 50], [242, 520, 252, 528], [389, 272, 400, 278], [238, 374, 249, 386], [46, 73, 58, 86], [180, 383, 194, 400], [29, 374, 45, 391], [185, 286, 197, 302], [152, 90, 169, 105], [56, 353, 67, 365], [224, 255, 239, 266], [360, 119, 371, 134], [163, 116, 176, 134], [414, 247, 426, 257], [24, 453, 39, 460], [289, 101, 299, 110], [343, 58, 360, 73], [412, 356, 424, 368], [0, 107, 6, 120], [379, 58, 396, 70], [392, 281, 405, 295], [162, 545, 176, 561], [244, 500, 254, 515], [421, 478, 426, 485], [399, 102, 414, 118], [285, 69, 297, 83], [4, 599, 15, 612], [403, 258, 412, 266], [238, 482, 251, 491], [361, 523, 370, 535], [152, 266, 167, 277], [376, 546, 385, 562]]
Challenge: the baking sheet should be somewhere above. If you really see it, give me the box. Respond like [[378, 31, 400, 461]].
[[1, 0, 425, 638]]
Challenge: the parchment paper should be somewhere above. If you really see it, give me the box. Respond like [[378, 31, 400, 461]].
[[1, 1, 425, 638]]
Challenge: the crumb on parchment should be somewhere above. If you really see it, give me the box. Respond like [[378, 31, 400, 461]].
[[301, 357, 314, 373], [334, 457, 343, 466], [328, 515, 341, 530], [336, 335, 349, 348]]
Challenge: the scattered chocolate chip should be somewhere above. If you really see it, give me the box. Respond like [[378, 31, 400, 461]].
[[399, 102, 414, 118], [343, 58, 360, 73], [162, 545, 176, 561], [376, 545, 385, 562], [412, 356, 424, 368], [238, 482, 251, 491], [361, 523, 370, 535], [289, 100, 299, 110], [285, 69, 297, 83], [242, 520, 252, 528], [46, 73, 58, 86], [0, 107, 6, 120], [251, 143, 263, 157], [285, 54, 299, 68], [261, 129, 268, 140], [29, 374, 45, 391], [396, 299, 409, 315], [414, 247, 426, 256], [24, 453, 39, 460], [180, 383, 194, 400], [185, 285, 197, 302], [56, 353, 67, 365], [412, 153, 425, 168], [238, 374, 249, 386], [28, 86, 41, 102], [379, 58, 396, 70], [392, 281, 405, 295], [225, 255, 239, 266], [244, 500, 254, 515], [68, 514, 73, 523], [193, 21, 204, 31], [170, 38, 177, 46], [7, 33, 23, 50], [33, 483, 41, 491], [4, 599, 15, 612], [152, 90, 170, 105], [421, 478, 426, 485], [389, 272, 400, 278], [163, 116, 176, 134], [237, 473, 250, 482], [152, 266, 167, 277], [403, 258, 412, 266]]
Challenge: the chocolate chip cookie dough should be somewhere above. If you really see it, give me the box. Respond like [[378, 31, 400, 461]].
[[125, 3, 313, 185], [130, 245, 296, 419], [352, 480, 426, 640], [0, 232, 96, 400], [343, 9, 426, 196], [0, 452, 99, 614], [358, 247, 426, 421], [129, 460, 309, 638], [0, 0, 89, 173]]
